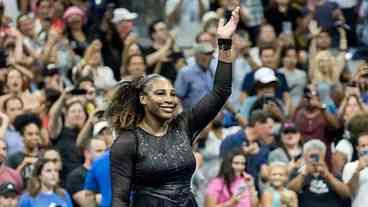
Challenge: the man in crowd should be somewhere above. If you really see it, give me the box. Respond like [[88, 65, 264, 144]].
[[343, 131, 368, 207], [0, 182, 18, 207], [175, 42, 215, 110], [288, 139, 350, 207], [66, 138, 107, 207]]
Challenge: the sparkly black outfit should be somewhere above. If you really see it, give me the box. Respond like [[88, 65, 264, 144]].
[[111, 61, 232, 207]]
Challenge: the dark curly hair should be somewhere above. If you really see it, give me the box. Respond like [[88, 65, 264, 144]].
[[104, 74, 165, 132], [14, 112, 42, 136]]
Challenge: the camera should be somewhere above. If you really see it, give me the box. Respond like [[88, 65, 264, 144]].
[[309, 154, 320, 163]]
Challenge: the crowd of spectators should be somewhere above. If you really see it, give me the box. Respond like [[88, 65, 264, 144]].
[[1, 0, 368, 207]]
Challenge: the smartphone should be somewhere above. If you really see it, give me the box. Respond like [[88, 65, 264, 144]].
[[360, 149, 368, 157], [310, 154, 320, 163], [70, 89, 87, 95], [236, 185, 246, 196], [224, 9, 232, 24]]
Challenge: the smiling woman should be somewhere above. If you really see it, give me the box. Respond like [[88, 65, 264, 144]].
[[107, 6, 240, 207]]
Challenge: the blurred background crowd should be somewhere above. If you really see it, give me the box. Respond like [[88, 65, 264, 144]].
[[1, 0, 368, 207]]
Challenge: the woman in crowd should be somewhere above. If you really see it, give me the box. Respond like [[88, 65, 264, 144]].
[[72, 40, 116, 91], [18, 158, 73, 207], [64, 6, 88, 57], [205, 149, 258, 207], [120, 54, 146, 81], [108, 7, 239, 207]]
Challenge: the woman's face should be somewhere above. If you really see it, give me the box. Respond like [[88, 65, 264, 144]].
[[23, 123, 41, 149], [43, 150, 62, 171], [65, 102, 86, 129], [282, 131, 301, 147], [269, 166, 288, 188], [345, 96, 361, 119], [259, 25, 276, 43], [141, 79, 178, 121], [127, 56, 145, 78], [87, 52, 102, 67], [40, 162, 59, 189], [7, 70, 23, 93], [67, 15, 83, 29], [232, 155, 246, 176]]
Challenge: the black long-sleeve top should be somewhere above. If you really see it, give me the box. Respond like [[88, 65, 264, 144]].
[[110, 61, 232, 207]]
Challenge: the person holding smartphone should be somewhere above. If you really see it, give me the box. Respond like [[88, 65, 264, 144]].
[[342, 131, 368, 207], [205, 149, 258, 207], [288, 139, 350, 207]]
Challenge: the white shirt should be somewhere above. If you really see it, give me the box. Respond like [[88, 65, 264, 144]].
[[342, 161, 368, 207]]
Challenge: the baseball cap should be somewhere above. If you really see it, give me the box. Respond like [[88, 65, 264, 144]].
[[202, 11, 219, 25], [93, 121, 109, 136], [193, 42, 214, 54], [0, 182, 17, 197], [254, 67, 277, 84], [282, 121, 298, 133], [112, 8, 138, 24]]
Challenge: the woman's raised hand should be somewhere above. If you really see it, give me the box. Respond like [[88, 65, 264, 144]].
[[217, 7, 240, 39]]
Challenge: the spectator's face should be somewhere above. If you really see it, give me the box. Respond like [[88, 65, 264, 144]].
[[45, 74, 61, 91], [40, 162, 59, 189], [233, 33, 250, 54], [254, 120, 273, 139], [283, 49, 298, 68], [0, 141, 7, 164], [232, 154, 246, 176], [259, 25, 276, 43], [140, 79, 179, 121], [23, 123, 41, 149], [0, 196, 17, 207], [198, 32, 216, 48], [269, 166, 288, 188], [5, 99, 23, 124], [65, 102, 86, 129], [37, 1, 51, 19], [358, 135, 368, 156], [67, 15, 83, 29], [282, 131, 301, 147], [317, 32, 331, 50], [116, 20, 133, 40], [345, 96, 361, 120], [260, 49, 276, 68], [43, 150, 62, 171], [18, 18, 35, 37], [85, 86, 96, 102], [126, 56, 146, 78], [153, 22, 169, 42], [89, 139, 107, 161], [6, 70, 23, 93]]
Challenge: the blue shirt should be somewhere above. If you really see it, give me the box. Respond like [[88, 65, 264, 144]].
[[175, 60, 216, 110], [220, 129, 270, 181], [241, 71, 289, 100], [18, 192, 73, 207], [84, 151, 111, 207], [5, 127, 24, 156]]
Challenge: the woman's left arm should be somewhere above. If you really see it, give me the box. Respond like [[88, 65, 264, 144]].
[[186, 8, 239, 140]]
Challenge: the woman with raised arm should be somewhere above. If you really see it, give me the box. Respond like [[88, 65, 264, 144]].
[[107, 7, 240, 207]]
